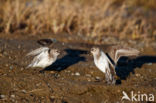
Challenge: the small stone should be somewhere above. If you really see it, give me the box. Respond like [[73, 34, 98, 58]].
[[117, 90, 120, 93], [87, 78, 91, 82], [21, 90, 27, 93], [18, 45, 21, 49], [5, 64, 9, 67], [75, 72, 80, 76], [36, 83, 41, 87], [95, 76, 101, 80], [10, 66, 13, 70], [0, 95, 5, 99], [147, 63, 152, 65], [65, 70, 70, 73], [135, 73, 140, 77], [9, 56, 12, 59], [0, 53, 3, 57], [50, 95, 55, 99], [47, 83, 50, 86], [3, 51, 7, 55], [90, 71, 94, 74], [21, 68, 24, 71], [11, 95, 15, 98], [54, 73, 60, 78], [86, 74, 91, 77], [50, 71, 55, 73]]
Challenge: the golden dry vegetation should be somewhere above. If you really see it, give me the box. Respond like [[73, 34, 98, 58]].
[[0, 0, 155, 39]]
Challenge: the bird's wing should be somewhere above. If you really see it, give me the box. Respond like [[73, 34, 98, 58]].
[[115, 48, 140, 63], [105, 53, 115, 68], [26, 47, 49, 56], [27, 51, 48, 68], [107, 57, 116, 76], [103, 52, 116, 76], [27, 55, 40, 68]]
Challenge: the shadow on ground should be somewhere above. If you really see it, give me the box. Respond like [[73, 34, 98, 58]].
[[41, 48, 88, 72], [116, 55, 156, 84]]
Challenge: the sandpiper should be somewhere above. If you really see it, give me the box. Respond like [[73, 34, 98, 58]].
[[26, 47, 60, 68], [91, 46, 140, 84]]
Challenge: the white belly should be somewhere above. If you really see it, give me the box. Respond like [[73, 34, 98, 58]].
[[94, 52, 109, 73], [32, 51, 55, 68], [35, 57, 53, 68]]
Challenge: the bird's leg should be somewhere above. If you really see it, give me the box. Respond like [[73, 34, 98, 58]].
[[105, 68, 116, 85], [105, 68, 111, 84]]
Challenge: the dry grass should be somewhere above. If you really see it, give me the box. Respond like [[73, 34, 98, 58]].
[[0, 0, 155, 38]]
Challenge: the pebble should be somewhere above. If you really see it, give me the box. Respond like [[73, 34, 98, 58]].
[[21, 90, 27, 93], [135, 73, 141, 77], [86, 74, 91, 77], [71, 73, 74, 76], [65, 70, 71, 73], [147, 63, 152, 65], [3, 51, 7, 56], [95, 76, 101, 80], [21, 68, 24, 71], [117, 90, 120, 93], [54, 73, 60, 78], [10, 94, 15, 98], [0, 95, 6, 99], [36, 82, 41, 87], [18, 45, 21, 49], [5, 64, 9, 67], [0, 53, 3, 57], [87, 78, 91, 82], [10, 66, 13, 70], [75, 72, 80, 76]]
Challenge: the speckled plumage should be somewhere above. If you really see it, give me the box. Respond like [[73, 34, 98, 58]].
[[26, 47, 60, 68]]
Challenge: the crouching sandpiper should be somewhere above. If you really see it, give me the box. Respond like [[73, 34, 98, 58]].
[[26, 47, 60, 68]]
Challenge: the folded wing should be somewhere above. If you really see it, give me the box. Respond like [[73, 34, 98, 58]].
[[26, 47, 49, 57], [27, 50, 48, 68]]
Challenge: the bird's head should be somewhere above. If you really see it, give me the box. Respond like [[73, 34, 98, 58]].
[[50, 49, 60, 57], [91, 47, 100, 55]]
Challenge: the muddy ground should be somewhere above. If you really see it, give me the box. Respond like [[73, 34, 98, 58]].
[[0, 33, 156, 103]]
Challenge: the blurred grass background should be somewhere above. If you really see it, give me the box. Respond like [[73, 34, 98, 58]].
[[0, 0, 155, 39]]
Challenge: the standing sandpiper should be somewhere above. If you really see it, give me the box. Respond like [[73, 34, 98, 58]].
[[26, 47, 60, 68], [91, 46, 140, 84]]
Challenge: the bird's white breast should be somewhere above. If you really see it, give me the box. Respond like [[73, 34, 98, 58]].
[[94, 52, 109, 73]]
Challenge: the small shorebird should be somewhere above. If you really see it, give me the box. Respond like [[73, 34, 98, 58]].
[[26, 47, 60, 68], [91, 46, 140, 84]]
